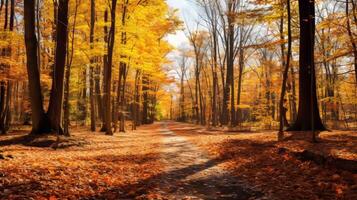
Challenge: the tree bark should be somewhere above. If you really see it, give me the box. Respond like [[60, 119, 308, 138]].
[[47, 0, 69, 134], [24, 0, 52, 134], [89, 0, 96, 132], [236, 47, 244, 126], [117, 0, 129, 132], [228, 17, 235, 127], [288, 0, 325, 131], [63, 54, 71, 136], [346, 0, 357, 83], [142, 75, 149, 124], [278, 0, 292, 139], [0, 0, 14, 134], [99, 10, 108, 132], [103, 0, 117, 135]]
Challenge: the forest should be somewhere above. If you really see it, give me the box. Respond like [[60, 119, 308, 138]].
[[0, 0, 356, 199]]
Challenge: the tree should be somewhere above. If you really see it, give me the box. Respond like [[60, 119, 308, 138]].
[[116, 0, 129, 132], [198, 0, 220, 126], [278, 0, 292, 140], [89, 0, 96, 131], [24, 0, 52, 134], [288, 0, 325, 132], [177, 50, 189, 122], [346, 0, 357, 83], [187, 30, 208, 125], [103, 0, 117, 135], [23, 0, 69, 135], [63, 0, 79, 136], [46, 0, 69, 134]]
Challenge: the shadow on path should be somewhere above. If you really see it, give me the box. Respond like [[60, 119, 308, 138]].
[[84, 122, 262, 200]]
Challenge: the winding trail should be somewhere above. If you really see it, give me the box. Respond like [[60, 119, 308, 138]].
[[147, 122, 262, 199]]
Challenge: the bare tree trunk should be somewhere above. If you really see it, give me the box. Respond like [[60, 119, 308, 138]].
[[47, 0, 69, 134], [36, 0, 41, 71], [195, 67, 200, 124], [229, 25, 235, 127], [132, 70, 140, 130], [346, 0, 357, 83], [0, 0, 8, 134], [179, 54, 187, 122], [63, 0, 78, 136], [0, 0, 14, 134], [89, 0, 96, 131], [0, 82, 11, 134], [236, 47, 244, 126], [99, 10, 108, 132], [118, 63, 128, 132], [103, 0, 117, 135], [288, 0, 325, 132], [198, 77, 205, 125], [211, 34, 218, 126], [142, 74, 149, 124], [114, 0, 129, 132], [290, 66, 297, 121], [180, 75, 185, 121], [221, 37, 229, 126], [24, 0, 52, 134], [278, 0, 292, 140], [63, 45, 71, 135]]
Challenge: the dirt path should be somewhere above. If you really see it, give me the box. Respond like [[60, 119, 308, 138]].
[[0, 123, 264, 199], [146, 122, 263, 200]]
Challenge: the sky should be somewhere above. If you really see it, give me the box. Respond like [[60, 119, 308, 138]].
[[163, 0, 201, 94], [166, 0, 200, 48]]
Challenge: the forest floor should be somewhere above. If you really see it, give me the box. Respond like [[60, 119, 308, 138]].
[[0, 121, 356, 199]]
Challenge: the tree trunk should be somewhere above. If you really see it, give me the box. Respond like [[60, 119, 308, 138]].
[[290, 65, 297, 121], [103, 0, 117, 135], [117, 0, 129, 132], [278, 0, 292, 139], [0, 82, 11, 134], [0, 82, 5, 132], [220, 63, 227, 125], [63, 55, 71, 136], [63, 59, 71, 136], [24, 0, 52, 134], [198, 77, 205, 125], [220, 16, 230, 126], [89, 0, 96, 132], [36, 0, 41, 71], [180, 75, 185, 121], [211, 38, 218, 126], [132, 70, 140, 130], [288, 0, 325, 131], [63, 0, 78, 136], [0, 0, 14, 134], [236, 47, 244, 126], [193, 51, 200, 125], [47, 0, 69, 134], [142, 75, 149, 124], [118, 62, 128, 132], [99, 10, 108, 132], [346, 0, 357, 83]]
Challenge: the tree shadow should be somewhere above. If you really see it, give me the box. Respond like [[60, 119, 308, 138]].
[[0, 134, 88, 148], [214, 138, 357, 199], [167, 122, 273, 136], [79, 153, 161, 165], [83, 156, 261, 200], [281, 131, 357, 161], [0, 180, 43, 199]]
